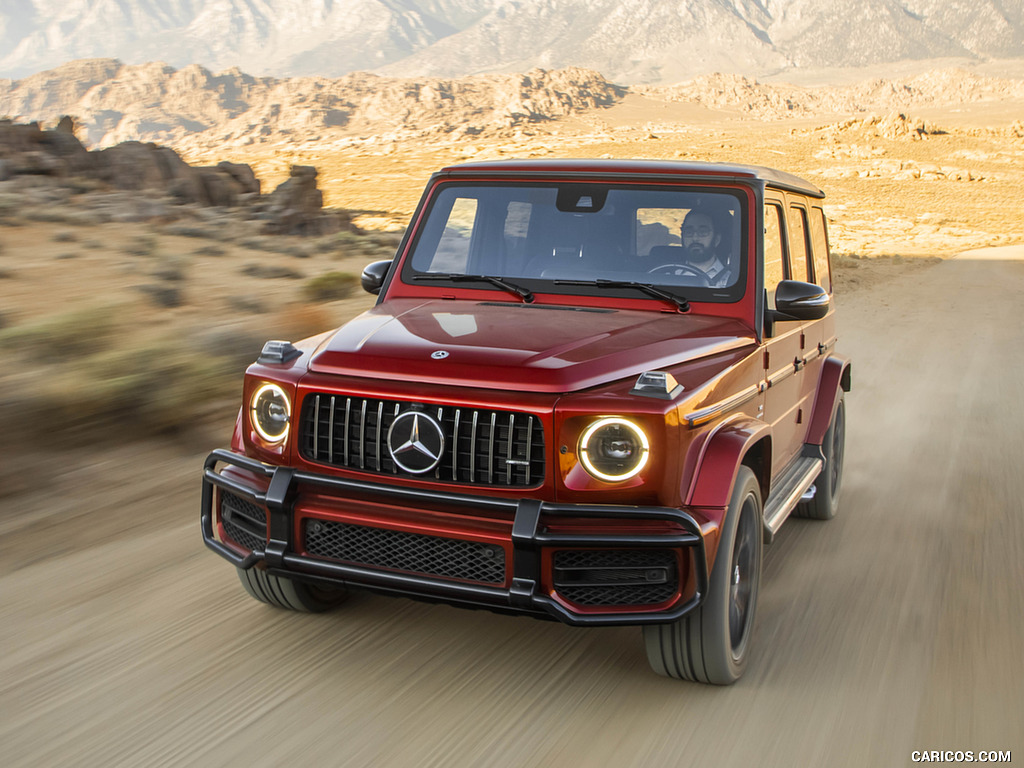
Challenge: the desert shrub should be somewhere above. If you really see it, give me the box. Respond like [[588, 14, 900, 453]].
[[314, 236, 341, 254], [152, 255, 189, 282], [283, 242, 315, 258], [225, 295, 264, 314], [23, 208, 73, 223], [94, 343, 237, 433], [0, 305, 121, 362], [26, 340, 239, 439], [61, 210, 106, 226], [136, 283, 184, 308], [368, 232, 402, 248], [238, 237, 277, 252], [333, 231, 363, 250], [164, 223, 215, 238], [0, 267, 13, 278], [125, 235, 157, 257], [831, 253, 863, 269], [53, 229, 77, 242], [328, 230, 401, 260], [0, 193, 21, 217], [242, 262, 303, 279], [194, 244, 226, 257], [60, 177, 106, 195], [194, 325, 266, 368], [302, 271, 357, 302]]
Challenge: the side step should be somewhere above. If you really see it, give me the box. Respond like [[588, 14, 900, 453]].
[[762, 455, 823, 543]]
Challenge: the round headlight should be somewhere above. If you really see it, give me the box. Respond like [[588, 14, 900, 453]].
[[578, 417, 650, 482], [251, 383, 291, 443]]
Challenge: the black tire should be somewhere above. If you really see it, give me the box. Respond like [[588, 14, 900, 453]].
[[795, 395, 846, 520], [237, 567, 348, 613], [643, 466, 763, 684]]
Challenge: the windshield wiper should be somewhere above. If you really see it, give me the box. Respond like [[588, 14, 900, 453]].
[[554, 279, 689, 312], [413, 273, 534, 303]]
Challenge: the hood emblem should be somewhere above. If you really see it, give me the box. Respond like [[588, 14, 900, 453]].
[[431, 350, 449, 359], [387, 411, 445, 474]]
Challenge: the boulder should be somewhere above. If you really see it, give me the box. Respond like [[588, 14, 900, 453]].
[[216, 161, 260, 195], [0, 118, 332, 229], [96, 141, 172, 190], [195, 167, 242, 207], [263, 165, 325, 235]]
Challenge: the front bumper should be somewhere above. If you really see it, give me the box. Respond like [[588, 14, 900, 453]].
[[201, 448, 708, 627]]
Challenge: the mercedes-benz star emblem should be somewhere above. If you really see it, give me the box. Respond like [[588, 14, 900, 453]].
[[387, 411, 445, 474], [431, 350, 449, 359]]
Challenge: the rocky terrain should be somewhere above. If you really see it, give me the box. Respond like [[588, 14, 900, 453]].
[[0, 118, 346, 236], [0, 60, 622, 149], [3, 58, 1024, 155], [639, 69, 1024, 120]]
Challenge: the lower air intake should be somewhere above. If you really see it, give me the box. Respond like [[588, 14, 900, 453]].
[[305, 520, 506, 585], [553, 549, 678, 607], [220, 491, 267, 553]]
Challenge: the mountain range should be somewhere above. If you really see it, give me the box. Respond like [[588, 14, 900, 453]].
[[4, 57, 1023, 154], [1, 0, 1022, 84]]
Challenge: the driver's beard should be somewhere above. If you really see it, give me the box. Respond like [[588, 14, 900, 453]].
[[685, 245, 713, 269]]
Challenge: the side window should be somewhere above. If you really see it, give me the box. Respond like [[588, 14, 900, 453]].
[[428, 197, 479, 272], [788, 205, 810, 283], [809, 207, 832, 293], [764, 203, 785, 309]]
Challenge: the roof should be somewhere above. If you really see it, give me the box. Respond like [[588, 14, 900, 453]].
[[437, 158, 824, 198]]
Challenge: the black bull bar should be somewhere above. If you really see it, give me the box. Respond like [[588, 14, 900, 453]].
[[201, 448, 709, 626]]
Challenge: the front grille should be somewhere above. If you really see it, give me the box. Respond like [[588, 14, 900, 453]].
[[299, 394, 544, 487], [220, 491, 267, 552], [553, 549, 678, 607], [305, 520, 506, 585]]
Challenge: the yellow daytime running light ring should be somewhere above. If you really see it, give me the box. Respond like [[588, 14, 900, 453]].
[[579, 417, 650, 482], [251, 383, 291, 443]]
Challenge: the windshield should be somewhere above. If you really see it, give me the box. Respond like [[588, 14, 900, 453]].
[[405, 182, 747, 301]]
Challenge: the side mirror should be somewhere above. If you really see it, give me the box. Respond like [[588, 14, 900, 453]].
[[774, 280, 830, 321], [361, 259, 392, 295]]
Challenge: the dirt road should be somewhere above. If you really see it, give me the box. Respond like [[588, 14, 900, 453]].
[[2, 249, 1021, 768]]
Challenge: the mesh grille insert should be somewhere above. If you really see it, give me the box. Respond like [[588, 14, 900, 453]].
[[553, 549, 678, 607], [305, 520, 506, 585], [220, 491, 267, 553]]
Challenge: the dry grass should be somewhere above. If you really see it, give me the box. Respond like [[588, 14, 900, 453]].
[[302, 271, 358, 302], [0, 304, 122, 362]]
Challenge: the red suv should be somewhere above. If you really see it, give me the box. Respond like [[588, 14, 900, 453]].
[[202, 159, 850, 684]]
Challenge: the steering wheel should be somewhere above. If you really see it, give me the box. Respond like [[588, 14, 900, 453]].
[[647, 263, 711, 286]]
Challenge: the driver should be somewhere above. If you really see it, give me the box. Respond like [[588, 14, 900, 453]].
[[680, 210, 732, 287]]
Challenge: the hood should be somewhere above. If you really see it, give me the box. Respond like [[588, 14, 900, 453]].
[[308, 299, 755, 393]]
